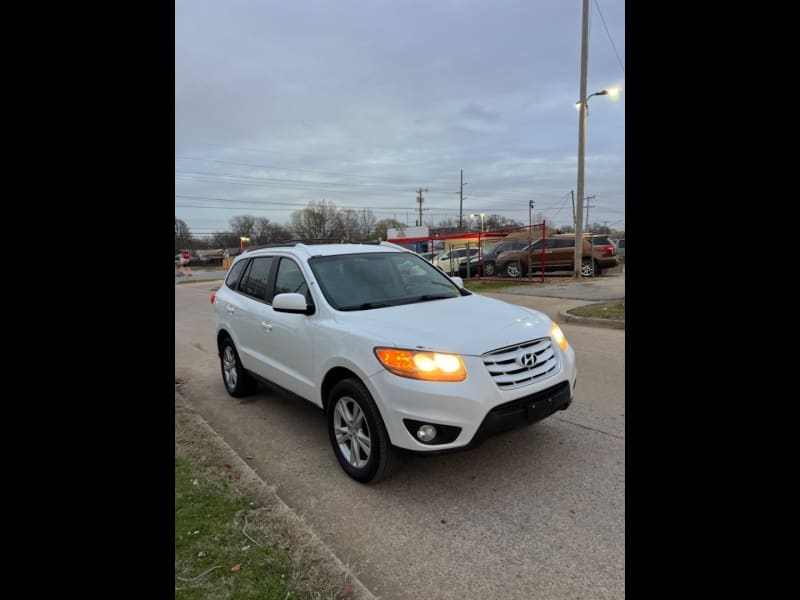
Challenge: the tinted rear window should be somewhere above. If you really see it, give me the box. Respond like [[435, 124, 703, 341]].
[[225, 259, 248, 288]]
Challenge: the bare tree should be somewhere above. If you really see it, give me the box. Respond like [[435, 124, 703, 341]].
[[357, 209, 377, 240], [290, 199, 340, 239], [175, 217, 193, 253], [337, 209, 361, 241], [372, 218, 403, 242], [484, 214, 523, 232], [229, 215, 257, 239], [254, 217, 293, 244], [436, 216, 458, 230], [212, 231, 240, 250]]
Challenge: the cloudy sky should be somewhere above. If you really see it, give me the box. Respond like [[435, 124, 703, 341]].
[[175, 0, 625, 237]]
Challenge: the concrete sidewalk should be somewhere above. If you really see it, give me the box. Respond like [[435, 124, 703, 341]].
[[483, 269, 625, 329]]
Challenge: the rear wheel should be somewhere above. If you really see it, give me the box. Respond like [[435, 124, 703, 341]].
[[483, 261, 495, 276], [220, 337, 257, 397], [327, 378, 394, 483], [580, 257, 596, 277]]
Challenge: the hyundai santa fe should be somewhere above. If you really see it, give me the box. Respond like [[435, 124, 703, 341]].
[[212, 241, 576, 483]]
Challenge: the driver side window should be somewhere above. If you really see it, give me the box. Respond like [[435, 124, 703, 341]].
[[271, 258, 310, 303]]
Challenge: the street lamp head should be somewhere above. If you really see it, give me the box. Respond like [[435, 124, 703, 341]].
[[578, 87, 622, 107]]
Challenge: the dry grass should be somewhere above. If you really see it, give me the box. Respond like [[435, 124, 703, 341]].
[[567, 300, 625, 320], [175, 395, 368, 599]]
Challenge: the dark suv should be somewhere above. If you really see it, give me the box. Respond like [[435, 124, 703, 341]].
[[495, 234, 618, 277], [458, 238, 530, 277]]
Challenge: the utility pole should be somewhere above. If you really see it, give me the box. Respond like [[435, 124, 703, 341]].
[[571, 190, 576, 230], [575, 0, 590, 277], [416, 187, 428, 227], [584, 195, 596, 232], [459, 170, 467, 230]]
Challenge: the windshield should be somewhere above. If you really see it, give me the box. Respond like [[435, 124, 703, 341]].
[[309, 252, 465, 311]]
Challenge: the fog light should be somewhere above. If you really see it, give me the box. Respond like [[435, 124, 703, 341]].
[[416, 425, 437, 442]]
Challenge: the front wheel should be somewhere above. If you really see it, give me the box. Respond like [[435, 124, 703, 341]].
[[327, 378, 394, 483], [580, 257, 596, 277], [506, 261, 522, 278]]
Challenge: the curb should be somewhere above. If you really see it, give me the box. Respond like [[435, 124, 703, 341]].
[[559, 310, 625, 330], [175, 392, 378, 600]]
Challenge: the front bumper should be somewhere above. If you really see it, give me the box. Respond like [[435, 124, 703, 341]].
[[468, 380, 572, 447], [365, 349, 576, 452]]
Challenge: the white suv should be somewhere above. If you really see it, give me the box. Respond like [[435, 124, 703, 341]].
[[212, 241, 576, 483]]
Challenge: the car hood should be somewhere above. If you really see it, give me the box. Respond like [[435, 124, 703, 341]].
[[332, 293, 552, 356]]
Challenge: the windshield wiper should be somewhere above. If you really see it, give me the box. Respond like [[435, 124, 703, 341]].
[[337, 302, 390, 311], [416, 294, 455, 302]]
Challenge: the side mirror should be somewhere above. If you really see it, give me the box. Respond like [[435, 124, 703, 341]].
[[273, 292, 314, 315], [450, 276, 464, 288]]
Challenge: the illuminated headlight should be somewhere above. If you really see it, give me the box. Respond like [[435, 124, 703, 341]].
[[374, 347, 467, 382], [550, 322, 569, 351]]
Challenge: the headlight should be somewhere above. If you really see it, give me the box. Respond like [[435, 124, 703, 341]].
[[550, 322, 569, 351], [374, 347, 467, 382]]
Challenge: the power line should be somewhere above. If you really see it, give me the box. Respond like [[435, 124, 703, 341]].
[[175, 156, 461, 186], [592, 0, 625, 74]]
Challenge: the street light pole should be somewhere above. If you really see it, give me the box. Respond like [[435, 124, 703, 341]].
[[528, 200, 534, 280], [575, 0, 590, 278], [469, 213, 485, 232]]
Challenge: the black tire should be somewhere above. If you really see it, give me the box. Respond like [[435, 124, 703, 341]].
[[327, 378, 394, 483], [483, 261, 495, 276], [219, 337, 257, 397], [580, 257, 596, 277], [506, 260, 522, 278]]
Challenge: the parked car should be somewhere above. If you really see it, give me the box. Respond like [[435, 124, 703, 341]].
[[458, 238, 530, 277], [212, 241, 576, 483], [495, 234, 618, 277], [613, 238, 625, 258], [429, 246, 480, 275]]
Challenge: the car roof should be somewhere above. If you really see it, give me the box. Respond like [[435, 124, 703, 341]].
[[240, 241, 411, 259]]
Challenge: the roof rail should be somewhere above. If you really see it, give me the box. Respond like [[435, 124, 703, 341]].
[[244, 238, 356, 253]]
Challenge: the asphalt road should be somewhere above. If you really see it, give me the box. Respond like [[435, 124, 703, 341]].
[[175, 280, 625, 599]]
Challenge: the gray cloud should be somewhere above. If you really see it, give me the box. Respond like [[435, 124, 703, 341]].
[[176, 0, 625, 233]]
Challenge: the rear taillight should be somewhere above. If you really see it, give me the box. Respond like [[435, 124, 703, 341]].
[[604, 245, 614, 254], [210, 293, 216, 304]]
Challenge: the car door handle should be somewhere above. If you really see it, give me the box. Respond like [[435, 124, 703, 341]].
[[545, 250, 553, 254], [261, 321, 273, 332], [225, 305, 235, 314]]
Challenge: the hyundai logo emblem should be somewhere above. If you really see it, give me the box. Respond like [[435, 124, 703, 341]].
[[518, 352, 536, 367]]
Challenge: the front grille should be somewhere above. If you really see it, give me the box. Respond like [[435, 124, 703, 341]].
[[482, 337, 559, 390]]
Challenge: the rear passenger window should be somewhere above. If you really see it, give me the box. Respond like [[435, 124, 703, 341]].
[[225, 259, 248, 289], [237, 257, 273, 300]]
